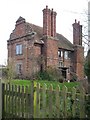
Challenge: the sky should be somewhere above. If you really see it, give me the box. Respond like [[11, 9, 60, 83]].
[[0, 0, 89, 65]]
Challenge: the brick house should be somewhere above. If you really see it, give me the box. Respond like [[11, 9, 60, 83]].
[[7, 6, 84, 80]]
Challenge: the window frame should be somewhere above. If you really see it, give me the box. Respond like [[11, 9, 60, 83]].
[[16, 44, 23, 55], [58, 50, 63, 58], [16, 63, 22, 74]]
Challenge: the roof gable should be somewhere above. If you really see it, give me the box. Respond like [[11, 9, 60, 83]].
[[9, 16, 74, 51]]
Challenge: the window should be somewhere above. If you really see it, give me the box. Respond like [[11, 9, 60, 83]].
[[58, 50, 63, 57], [64, 51, 68, 59], [59, 61, 63, 67], [16, 63, 22, 74], [16, 44, 22, 55], [64, 51, 71, 59]]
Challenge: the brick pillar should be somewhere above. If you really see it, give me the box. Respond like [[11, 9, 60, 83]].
[[72, 19, 82, 45], [51, 9, 57, 37], [43, 6, 51, 36]]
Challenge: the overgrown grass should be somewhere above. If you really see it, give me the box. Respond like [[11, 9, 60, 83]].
[[10, 79, 80, 91], [10, 79, 31, 86]]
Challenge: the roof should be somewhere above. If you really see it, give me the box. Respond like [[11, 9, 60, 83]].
[[9, 17, 74, 51], [56, 33, 74, 51], [27, 22, 74, 51]]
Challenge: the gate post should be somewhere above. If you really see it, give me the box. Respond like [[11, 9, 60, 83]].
[[0, 79, 2, 120]]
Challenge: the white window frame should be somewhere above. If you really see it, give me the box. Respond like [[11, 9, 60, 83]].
[[16, 44, 23, 55]]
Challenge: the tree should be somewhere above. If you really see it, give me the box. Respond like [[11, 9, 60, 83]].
[[84, 49, 90, 82]]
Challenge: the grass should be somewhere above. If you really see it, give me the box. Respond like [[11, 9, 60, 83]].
[[9, 79, 80, 91], [10, 79, 31, 86]]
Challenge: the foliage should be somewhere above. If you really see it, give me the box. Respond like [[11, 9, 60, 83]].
[[1, 64, 16, 80], [84, 49, 90, 81], [1, 67, 8, 78], [85, 95, 90, 118], [70, 72, 78, 82], [35, 66, 64, 82]]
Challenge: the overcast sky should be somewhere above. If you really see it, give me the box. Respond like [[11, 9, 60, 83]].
[[0, 0, 89, 65]]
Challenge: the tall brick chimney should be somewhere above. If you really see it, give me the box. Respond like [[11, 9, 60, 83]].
[[72, 19, 84, 80], [43, 6, 51, 36], [42, 6, 58, 68], [43, 6, 57, 37], [72, 19, 82, 46], [51, 9, 57, 37]]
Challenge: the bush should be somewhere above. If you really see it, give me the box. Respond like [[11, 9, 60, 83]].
[[84, 50, 90, 83], [70, 72, 77, 82], [35, 66, 64, 82], [1, 65, 16, 80]]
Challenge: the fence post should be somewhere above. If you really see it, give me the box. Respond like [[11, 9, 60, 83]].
[[0, 79, 2, 120], [30, 80, 34, 118]]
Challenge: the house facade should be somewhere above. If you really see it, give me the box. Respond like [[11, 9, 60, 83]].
[[7, 6, 84, 80]]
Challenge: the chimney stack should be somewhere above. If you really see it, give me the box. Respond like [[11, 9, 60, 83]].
[[51, 8, 57, 37], [42, 6, 51, 36], [72, 19, 82, 46], [42, 6, 57, 37]]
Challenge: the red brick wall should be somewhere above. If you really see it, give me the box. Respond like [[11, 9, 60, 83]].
[[73, 45, 84, 80], [43, 36, 58, 68]]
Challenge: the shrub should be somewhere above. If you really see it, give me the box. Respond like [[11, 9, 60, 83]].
[[35, 66, 64, 82], [70, 72, 77, 82], [84, 50, 90, 83], [1, 65, 16, 80]]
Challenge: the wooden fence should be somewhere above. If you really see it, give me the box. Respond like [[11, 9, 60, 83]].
[[0, 80, 89, 119]]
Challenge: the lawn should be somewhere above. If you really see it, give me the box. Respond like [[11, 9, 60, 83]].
[[10, 79, 80, 91]]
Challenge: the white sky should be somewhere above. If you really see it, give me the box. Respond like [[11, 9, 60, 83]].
[[0, 0, 89, 65]]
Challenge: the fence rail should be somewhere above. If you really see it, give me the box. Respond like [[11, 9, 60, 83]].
[[0, 80, 89, 119]]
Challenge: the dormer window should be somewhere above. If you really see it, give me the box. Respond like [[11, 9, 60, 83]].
[[16, 44, 23, 55]]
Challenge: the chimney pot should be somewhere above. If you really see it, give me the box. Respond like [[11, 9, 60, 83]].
[[75, 19, 77, 23], [46, 5, 48, 9], [78, 21, 80, 24]]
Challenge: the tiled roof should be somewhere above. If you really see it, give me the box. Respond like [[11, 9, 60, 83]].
[[56, 33, 74, 51], [27, 22, 74, 51], [27, 23, 43, 38]]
